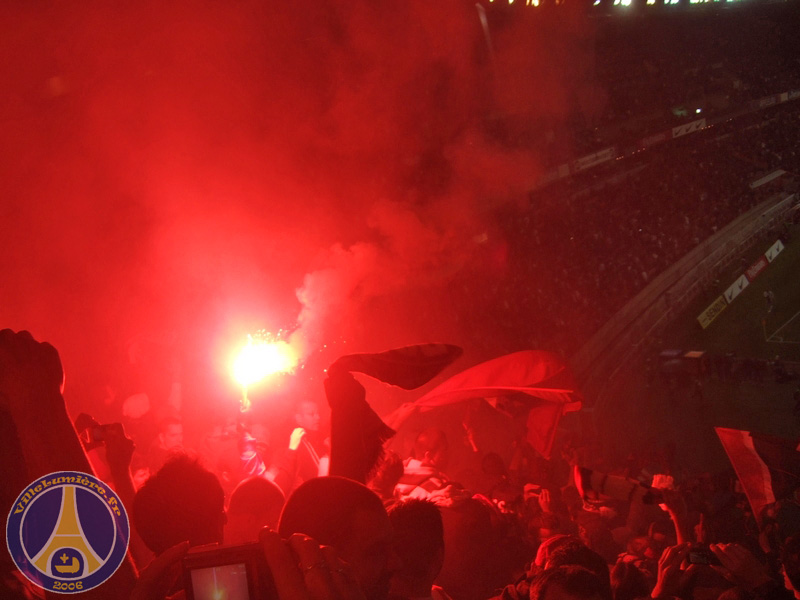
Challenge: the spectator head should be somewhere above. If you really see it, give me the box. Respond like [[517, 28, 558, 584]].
[[294, 399, 321, 432], [413, 428, 449, 471], [132, 453, 225, 555], [278, 476, 399, 600], [387, 498, 444, 598], [579, 516, 622, 564], [157, 417, 183, 450], [610, 560, 650, 600], [545, 539, 612, 599], [367, 450, 404, 502], [437, 497, 501, 600], [530, 565, 612, 600], [534, 534, 582, 569], [224, 476, 285, 545]]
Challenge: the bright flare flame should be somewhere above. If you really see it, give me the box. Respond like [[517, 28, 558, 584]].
[[232, 334, 298, 388]]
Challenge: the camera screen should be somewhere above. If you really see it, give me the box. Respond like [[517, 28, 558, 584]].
[[688, 551, 709, 564], [688, 550, 720, 566], [189, 562, 251, 600]]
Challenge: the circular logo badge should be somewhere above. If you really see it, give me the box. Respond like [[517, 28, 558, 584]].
[[6, 471, 129, 594]]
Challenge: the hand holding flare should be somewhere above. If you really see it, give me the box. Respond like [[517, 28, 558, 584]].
[[231, 333, 298, 411]]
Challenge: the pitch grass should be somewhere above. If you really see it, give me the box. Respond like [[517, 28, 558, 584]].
[[680, 228, 800, 361], [587, 224, 800, 476]]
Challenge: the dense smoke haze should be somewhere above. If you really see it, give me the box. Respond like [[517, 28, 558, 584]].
[[0, 1, 595, 423]]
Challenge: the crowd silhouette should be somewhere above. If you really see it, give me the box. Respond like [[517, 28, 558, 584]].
[[1, 328, 799, 600]]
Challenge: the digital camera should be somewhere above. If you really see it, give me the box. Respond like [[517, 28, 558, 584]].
[[182, 543, 277, 600], [687, 546, 722, 566]]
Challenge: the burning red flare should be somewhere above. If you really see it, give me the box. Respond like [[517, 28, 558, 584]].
[[231, 333, 298, 410]]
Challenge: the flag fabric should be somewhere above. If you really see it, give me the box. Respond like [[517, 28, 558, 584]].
[[325, 343, 462, 483], [329, 343, 463, 389], [715, 427, 800, 523], [573, 465, 660, 504], [385, 350, 582, 459], [414, 350, 580, 409], [526, 402, 567, 460], [324, 368, 395, 483]]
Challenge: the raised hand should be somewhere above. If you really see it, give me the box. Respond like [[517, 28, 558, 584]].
[[709, 542, 773, 590], [103, 422, 136, 475], [0, 329, 65, 420], [324, 368, 366, 409], [538, 488, 553, 514], [290, 427, 307, 451], [260, 528, 366, 600], [651, 542, 690, 599], [0, 330, 138, 599]]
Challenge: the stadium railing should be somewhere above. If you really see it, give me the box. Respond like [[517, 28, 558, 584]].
[[571, 192, 798, 410]]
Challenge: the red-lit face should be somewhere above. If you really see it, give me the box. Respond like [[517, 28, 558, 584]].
[[425, 445, 449, 471], [160, 423, 184, 450], [295, 401, 321, 432]]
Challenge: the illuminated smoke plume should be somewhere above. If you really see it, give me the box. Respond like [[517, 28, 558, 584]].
[[0, 0, 595, 414]]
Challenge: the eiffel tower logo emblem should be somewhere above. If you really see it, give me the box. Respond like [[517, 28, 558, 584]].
[[30, 486, 104, 578], [7, 471, 129, 594]]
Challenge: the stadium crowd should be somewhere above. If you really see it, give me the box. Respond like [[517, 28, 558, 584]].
[[5, 12, 800, 599], [537, 5, 800, 161], [2, 329, 799, 600], [492, 102, 800, 356]]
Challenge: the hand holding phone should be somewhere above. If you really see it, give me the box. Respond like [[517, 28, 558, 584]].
[[260, 528, 366, 600], [687, 547, 721, 566], [652, 542, 690, 599], [708, 543, 773, 591]]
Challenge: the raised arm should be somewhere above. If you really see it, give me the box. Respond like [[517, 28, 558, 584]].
[[0, 329, 138, 599]]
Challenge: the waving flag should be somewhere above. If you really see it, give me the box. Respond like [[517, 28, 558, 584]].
[[329, 343, 463, 389], [385, 350, 582, 458], [715, 427, 800, 523], [325, 343, 463, 483]]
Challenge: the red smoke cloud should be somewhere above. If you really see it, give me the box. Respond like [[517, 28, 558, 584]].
[[0, 1, 593, 418]]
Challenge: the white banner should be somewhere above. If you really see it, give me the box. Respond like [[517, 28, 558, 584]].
[[672, 119, 706, 138], [765, 239, 785, 263], [724, 274, 749, 304], [750, 169, 786, 189], [758, 96, 777, 108], [640, 132, 668, 148], [573, 147, 616, 173]]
